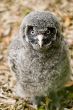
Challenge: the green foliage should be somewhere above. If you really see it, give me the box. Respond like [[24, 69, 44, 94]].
[[61, 86, 73, 108], [37, 86, 73, 110]]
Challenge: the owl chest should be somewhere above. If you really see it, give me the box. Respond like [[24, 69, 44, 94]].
[[20, 52, 55, 76]]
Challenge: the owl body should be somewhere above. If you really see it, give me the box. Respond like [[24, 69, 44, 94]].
[[9, 35, 70, 97], [8, 11, 71, 109]]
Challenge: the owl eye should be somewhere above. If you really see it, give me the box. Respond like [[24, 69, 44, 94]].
[[46, 29, 51, 34], [27, 26, 35, 35], [30, 30, 35, 35], [47, 27, 57, 35]]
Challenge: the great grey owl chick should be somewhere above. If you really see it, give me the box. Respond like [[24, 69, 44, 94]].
[[8, 11, 71, 109]]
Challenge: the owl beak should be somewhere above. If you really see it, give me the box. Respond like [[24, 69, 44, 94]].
[[37, 35, 43, 48]]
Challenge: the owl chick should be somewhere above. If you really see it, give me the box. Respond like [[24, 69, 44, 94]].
[[8, 11, 71, 110]]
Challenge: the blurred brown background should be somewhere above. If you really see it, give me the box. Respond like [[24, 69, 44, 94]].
[[0, 0, 73, 110]]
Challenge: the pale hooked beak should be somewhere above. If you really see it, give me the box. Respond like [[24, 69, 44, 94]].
[[37, 34, 44, 47]]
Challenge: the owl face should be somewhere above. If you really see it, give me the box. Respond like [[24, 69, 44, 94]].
[[25, 25, 57, 50], [21, 11, 61, 50]]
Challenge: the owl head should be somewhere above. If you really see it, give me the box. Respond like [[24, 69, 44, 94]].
[[20, 11, 62, 50]]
